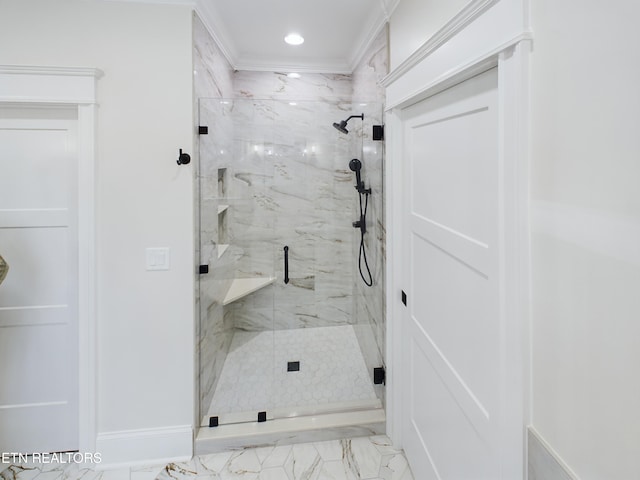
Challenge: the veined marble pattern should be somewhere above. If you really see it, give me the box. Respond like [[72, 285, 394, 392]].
[[161, 436, 413, 480], [350, 105, 385, 397], [0, 436, 413, 480], [350, 26, 388, 410], [194, 12, 236, 424], [233, 71, 353, 102], [216, 98, 367, 332], [352, 27, 389, 104], [206, 326, 376, 419], [193, 14, 234, 100]]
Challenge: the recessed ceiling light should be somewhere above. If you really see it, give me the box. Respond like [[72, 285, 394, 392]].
[[284, 33, 304, 46], [287, 72, 301, 78]]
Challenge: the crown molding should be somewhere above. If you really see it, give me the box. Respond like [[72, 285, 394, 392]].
[[0, 65, 104, 78], [234, 58, 352, 75], [195, 0, 238, 69], [0, 65, 102, 106], [348, 8, 388, 71], [382, 0, 500, 87]]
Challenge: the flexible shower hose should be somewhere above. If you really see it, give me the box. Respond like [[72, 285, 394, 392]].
[[358, 190, 373, 287]]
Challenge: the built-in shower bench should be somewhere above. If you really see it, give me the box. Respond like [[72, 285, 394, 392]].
[[222, 276, 276, 305]]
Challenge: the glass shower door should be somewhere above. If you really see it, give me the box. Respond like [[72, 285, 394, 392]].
[[197, 97, 385, 427], [197, 98, 276, 427], [268, 100, 385, 419]]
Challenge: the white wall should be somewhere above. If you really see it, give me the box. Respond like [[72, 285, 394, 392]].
[[388, 0, 469, 69], [0, 0, 195, 463], [530, 0, 640, 478]]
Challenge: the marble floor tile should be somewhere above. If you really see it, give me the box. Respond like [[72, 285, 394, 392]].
[[1, 436, 413, 480], [130, 465, 167, 480]]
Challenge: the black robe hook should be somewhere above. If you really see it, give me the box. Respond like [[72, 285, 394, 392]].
[[177, 149, 191, 165]]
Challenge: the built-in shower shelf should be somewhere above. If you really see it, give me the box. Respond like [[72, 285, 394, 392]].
[[218, 204, 229, 214], [223, 277, 276, 306]]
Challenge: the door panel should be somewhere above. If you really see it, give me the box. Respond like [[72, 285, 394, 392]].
[[402, 69, 502, 479], [410, 106, 496, 244], [411, 231, 497, 413], [0, 110, 78, 453]]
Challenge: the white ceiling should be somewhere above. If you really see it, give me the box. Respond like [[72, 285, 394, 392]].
[[195, 0, 400, 73]]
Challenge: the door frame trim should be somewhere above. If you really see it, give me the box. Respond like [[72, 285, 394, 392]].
[[0, 65, 103, 453], [384, 40, 531, 478]]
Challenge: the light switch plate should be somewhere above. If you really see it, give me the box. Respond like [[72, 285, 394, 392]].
[[146, 247, 170, 271]]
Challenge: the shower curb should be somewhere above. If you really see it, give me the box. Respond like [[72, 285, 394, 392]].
[[194, 408, 385, 455]]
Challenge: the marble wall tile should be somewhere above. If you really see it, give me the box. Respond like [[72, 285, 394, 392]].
[[351, 28, 389, 408], [193, 15, 234, 100], [352, 26, 389, 104], [234, 71, 353, 102], [218, 97, 364, 333], [193, 13, 236, 423]]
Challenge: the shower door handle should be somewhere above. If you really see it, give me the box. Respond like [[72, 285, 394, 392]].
[[284, 246, 289, 284]]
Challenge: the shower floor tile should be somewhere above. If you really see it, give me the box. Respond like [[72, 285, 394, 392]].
[[206, 325, 377, 421]]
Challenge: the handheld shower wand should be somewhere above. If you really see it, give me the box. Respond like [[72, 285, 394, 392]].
[[349, 158, 363, 192], [348, 158, 373, 287], [349, 158, 371, 194]]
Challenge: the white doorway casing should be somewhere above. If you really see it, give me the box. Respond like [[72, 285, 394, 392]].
[[0, 65, 101, 453], [383, 0, 531, 478]]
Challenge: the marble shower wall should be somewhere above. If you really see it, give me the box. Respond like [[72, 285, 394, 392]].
[[193, 13, 235, 423], [222, 71, 365, 331], [351, 26, 389, 398]]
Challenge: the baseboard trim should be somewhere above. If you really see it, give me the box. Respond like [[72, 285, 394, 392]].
[[528, 426, 579, 480], [96, 425, 192, 468]]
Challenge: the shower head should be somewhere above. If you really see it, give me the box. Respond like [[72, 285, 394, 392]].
[[332, 114, 364, 134], [333, 120, 349, 134]]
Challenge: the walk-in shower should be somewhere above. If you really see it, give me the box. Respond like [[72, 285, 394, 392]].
[[196, 98, 385, 436]]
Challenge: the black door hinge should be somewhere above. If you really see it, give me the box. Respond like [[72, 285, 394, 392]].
[[373, 125, 384, 141], [373, 367, 386, 385], [198, 126, 209, 135], [209, 416, 218, 427], [258, 411, 267, 422], [199, 264, 209, 274], [401, 290, 407, 306]]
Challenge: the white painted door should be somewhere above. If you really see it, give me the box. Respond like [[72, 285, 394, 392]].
[[400, 68, 511, 479], [0, 107, 79, 453]]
